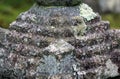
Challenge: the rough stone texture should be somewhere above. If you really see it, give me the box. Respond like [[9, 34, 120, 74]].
[[0, 0, 120, 79], [35, 0, 82, 6]]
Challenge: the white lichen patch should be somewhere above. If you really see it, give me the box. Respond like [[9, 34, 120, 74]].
[[104, 59, 119, 77], [79, 3, 97, 21], [44, 39, 74, 55]]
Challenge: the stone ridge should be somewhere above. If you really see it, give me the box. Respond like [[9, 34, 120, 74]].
[[0, 2, 120, 79], [35, 0, 82, 6]]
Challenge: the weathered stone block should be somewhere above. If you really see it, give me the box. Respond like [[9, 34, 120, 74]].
[[0, 0, 120, 79]]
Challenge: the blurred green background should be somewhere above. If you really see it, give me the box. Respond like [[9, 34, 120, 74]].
[[0, 0, 33, 28], [0, 0, 120, 29]]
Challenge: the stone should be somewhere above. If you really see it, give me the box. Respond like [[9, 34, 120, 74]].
[[35, 0, 82, 6], [0, 0, 120, 79]]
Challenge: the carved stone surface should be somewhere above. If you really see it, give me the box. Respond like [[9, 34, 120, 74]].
[[0, 0, 120, 79]]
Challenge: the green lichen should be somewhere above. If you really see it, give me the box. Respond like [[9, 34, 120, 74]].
[[79, 3, 97, 21], [71, 16, 87, 39]]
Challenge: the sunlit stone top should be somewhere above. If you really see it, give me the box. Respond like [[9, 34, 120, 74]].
[[35, 0, 82, 6]]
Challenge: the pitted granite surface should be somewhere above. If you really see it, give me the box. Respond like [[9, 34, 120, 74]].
[[0, 0, 120, 79]]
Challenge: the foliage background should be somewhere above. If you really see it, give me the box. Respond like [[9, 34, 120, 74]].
[[0, 0, 33, 28], [0, 0, 120, 29]]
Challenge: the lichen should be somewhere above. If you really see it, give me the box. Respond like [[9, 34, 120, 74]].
[[37, 54, 76, 76], [104, 59, 119, 77], [37, 55, 59, 75], [79, 3, 97, 21], [44, 39, 74, 55], [71, 16, 87, 39], [59, 54, 76, 74]]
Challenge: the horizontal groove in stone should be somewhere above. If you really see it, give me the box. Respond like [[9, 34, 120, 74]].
[[10, 22, 74, 37], [75, 42, 113, 56], [77, 55, 109, 70], [1, 42, 43, 57], [86, 21, 110, 34]]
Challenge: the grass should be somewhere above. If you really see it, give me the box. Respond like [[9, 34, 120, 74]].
[[101, 13, 120, 29]]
